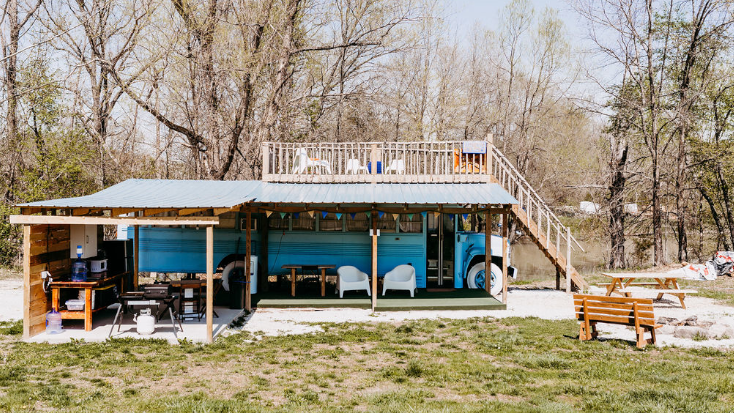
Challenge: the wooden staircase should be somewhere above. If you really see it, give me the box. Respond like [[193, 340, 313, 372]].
[[490, 147, 588, 291]]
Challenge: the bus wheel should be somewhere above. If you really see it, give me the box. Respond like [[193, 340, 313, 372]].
[[221, 261, 246, 292], [466, 262, 503, 296]]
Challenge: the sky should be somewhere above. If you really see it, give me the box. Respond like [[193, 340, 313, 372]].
[[449, 0, 585, 44]]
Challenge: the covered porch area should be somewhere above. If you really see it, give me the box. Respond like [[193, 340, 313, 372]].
[[254, 288, 505, 311]]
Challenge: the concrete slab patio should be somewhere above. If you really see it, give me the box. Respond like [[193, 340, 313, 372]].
[[26, 305, 243, 344]]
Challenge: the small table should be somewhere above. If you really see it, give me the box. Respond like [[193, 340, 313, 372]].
[[108, 294, 181, 338], [281, 264, 336, 297], [601, 272, 693, 308], [50, 272, 127, 331]]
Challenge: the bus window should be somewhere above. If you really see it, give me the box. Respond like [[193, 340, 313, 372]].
[[399, 213, 422, 233], [377, 214, 396, 233], [319, 213, 343, 231], [269, 214, 288, 230], [347, 212, 370, 232], [292, 213, 315, 231]]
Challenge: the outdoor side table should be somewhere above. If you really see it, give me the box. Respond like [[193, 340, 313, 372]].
[[282, 264, 336, 297]]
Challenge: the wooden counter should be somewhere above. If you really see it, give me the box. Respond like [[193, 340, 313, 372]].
[[50, 272, 128, 331]]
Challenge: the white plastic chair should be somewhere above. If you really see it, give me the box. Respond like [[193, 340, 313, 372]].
[[346, 159, 368, 174], [382, 264, 417, 297], [336, 266, 371, 298], [292, 148, 332, 174], [384, 159, 405, 174]]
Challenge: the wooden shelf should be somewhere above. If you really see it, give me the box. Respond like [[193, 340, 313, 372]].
[[57, 306, 109, 320]]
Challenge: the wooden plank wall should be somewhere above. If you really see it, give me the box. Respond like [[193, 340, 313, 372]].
[[24, 224, 70, 338]]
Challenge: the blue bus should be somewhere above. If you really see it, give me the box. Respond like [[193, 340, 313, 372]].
[[120, 211, 514, 296]]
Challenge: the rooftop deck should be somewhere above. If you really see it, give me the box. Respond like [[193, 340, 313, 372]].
[[261, 140, 495, 183]]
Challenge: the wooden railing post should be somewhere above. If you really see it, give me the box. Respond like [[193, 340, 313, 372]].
[[261, 142, 270, 181], [566, 227, 572, 293]]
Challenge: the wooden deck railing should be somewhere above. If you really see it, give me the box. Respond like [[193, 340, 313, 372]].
[[260, 137, 586, 290], [261, 140, 493, 183]]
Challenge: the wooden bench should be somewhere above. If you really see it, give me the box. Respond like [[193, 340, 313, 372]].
[[574, 294, 662, 348]]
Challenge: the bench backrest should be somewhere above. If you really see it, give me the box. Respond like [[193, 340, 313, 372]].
[[573, 294, 656, 327]]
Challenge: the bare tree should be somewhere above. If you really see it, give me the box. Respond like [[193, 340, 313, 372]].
[[1, 0, 42, 201]]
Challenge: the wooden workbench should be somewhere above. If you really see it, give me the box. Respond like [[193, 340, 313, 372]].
[[50, 272, 128, 331]]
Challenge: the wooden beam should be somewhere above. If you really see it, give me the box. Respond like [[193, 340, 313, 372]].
[[110, 208, 143, 216], [371, 208, 377, 311], [142, 208, 177, 217], [245, 212, 252, 312], [133, 226, 139, 291], [178, 208, 210, 216], [502, 212, 509, 304], [21, 207, 45, 215], [10, 215, 219, 226], [485, 211, 491, 295], [241, 205, 512, 215], [22, 225, 31, 339], [206, 225, 214, 343]]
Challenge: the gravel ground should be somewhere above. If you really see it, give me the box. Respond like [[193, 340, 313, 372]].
[[0, 279, 23, 322], [241, 288, 734, 349], [3, 278, 734, 348], [242, 288, 577, 338]]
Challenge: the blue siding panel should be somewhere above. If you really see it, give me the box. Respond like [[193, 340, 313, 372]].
[[136, 227, 260, 273]]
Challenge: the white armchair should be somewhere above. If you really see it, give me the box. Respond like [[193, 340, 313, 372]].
[[346, 159, 368, 174], [384, 159, 405, 174], [382, 264, 417, 297], [336, 266, 371, 298]]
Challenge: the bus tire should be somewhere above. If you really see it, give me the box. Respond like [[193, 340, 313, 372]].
[[221, 261, 246, 292], [466, 262, 503, 296]]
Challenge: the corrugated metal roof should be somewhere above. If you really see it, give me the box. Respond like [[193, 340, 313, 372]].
[[18, 180, 261, 209], [18, 179, 518, 209]]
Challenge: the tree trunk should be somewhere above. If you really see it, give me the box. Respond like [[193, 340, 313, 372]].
[[3, 0, 19, 201], [700, 185, 731, 251], [608, 137, 628, 268]]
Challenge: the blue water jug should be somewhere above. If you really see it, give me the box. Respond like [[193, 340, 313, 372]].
[[71, 245, 87, 282]]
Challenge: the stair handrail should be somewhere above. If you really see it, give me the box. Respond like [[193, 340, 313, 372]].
[[491, 146, 585, 252]]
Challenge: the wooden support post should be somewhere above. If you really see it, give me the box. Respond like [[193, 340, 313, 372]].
[[22, 225, 31, 339], [486, 133, 493, 181], [502, 212, 508, 304], [206, 225, 214, 343], [566, 227, 572, 293], [484, 211, 491, 295], [371, 208, 378, 311], [556, 268, 561, 290], [245, 211, 252, 312], [261, 215, 269, 293], [133, 225, 139, 291]]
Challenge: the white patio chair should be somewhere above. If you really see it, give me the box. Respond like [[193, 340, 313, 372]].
[[346, 159, 368, 174], [384, 159, 405, 174], [382, 264, 417, 297], [336, 266, 371, 298], [292, 148, 332, 174]]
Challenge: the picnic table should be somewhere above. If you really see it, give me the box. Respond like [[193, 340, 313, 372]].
[[282, 264, 336, 297], [601, 272, 697, 309]]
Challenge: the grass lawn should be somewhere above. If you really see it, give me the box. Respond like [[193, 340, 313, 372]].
[[1, 316, 733, 412]]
